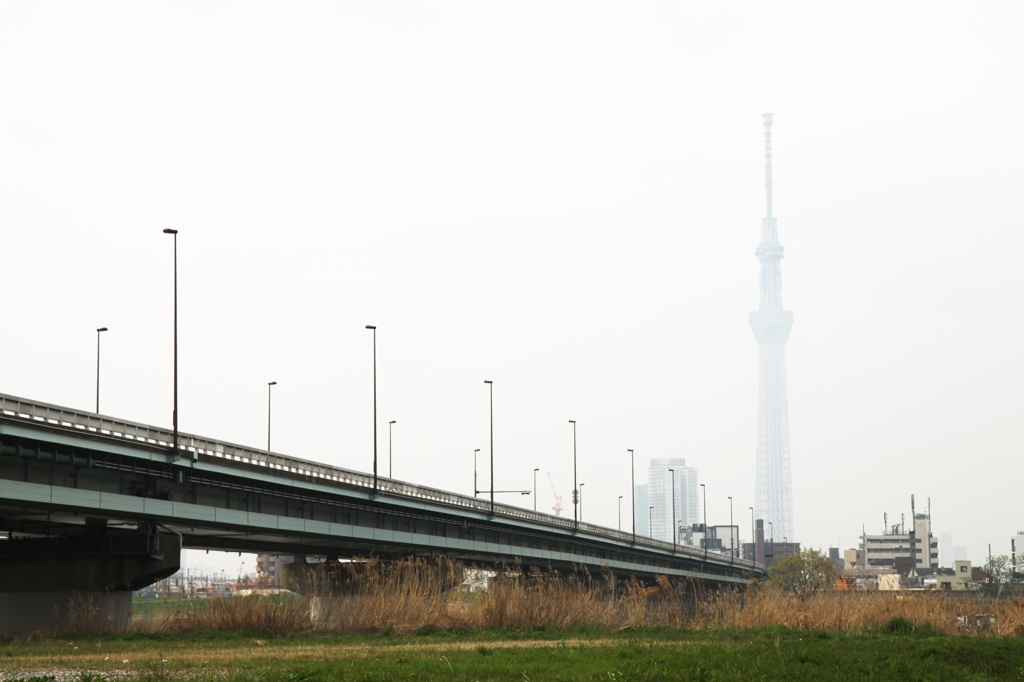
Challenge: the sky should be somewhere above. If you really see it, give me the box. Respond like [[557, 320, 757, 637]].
[[2, 2, 1022, 576]]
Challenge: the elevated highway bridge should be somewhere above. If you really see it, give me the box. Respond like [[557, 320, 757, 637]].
[[0, 392, 765, 636]]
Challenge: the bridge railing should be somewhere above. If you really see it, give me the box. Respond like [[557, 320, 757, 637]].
[[0, 392, 761, 573]]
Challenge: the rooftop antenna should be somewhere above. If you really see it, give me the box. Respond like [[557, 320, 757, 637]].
[[884, 512, 888, 535], [911, 494, 916, 520], [928, 497, 931, 521]]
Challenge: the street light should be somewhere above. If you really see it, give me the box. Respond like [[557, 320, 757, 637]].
[[267, 381, 277, 451], [628, 448, 635, 543], [749, 506, 755, 561], [484, 380, 494, 514], [768, 521, 775, 563], [95, 327, 108, 414], [162, 228, 179, 457], [668, 468, 676, 550], [618, 495, 623, 531], [569, 420, 578, 530], [700, 483, 707, 561], [388, 420, 396, 478], [474, 448, 480, 497], [366, 325, 378, 494], [648, 505, 654, 537], [533, 468, 540, 512]]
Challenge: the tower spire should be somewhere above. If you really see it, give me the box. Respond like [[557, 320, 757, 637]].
[[763, 113, 773, 223]]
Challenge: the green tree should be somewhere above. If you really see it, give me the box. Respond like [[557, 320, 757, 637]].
[[767, 548, 839, 598]]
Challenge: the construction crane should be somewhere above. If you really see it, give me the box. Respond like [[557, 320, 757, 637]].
[[546, 472, 563, 517]]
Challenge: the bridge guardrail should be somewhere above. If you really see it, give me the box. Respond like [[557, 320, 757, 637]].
[[0, 392, 761, 573]]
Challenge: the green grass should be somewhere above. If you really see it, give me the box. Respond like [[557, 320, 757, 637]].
[[2, 627, 1024, 681]]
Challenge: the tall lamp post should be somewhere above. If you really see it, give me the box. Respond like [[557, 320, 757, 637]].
[[162, 228, 179, 456], [768, 521, 775, 563], [388, 420, 396, 478], [668, 468, 676, 550], [365, 325, 377, 494], [95, 327, 108, 414], [749, 506, 755, 562], [484, 380, 494, 514], [628, 448, 635, 543], [700, 483, 707, 561], [569, 420, 578, 530], [533, 468, 539, 511], [618, 495, 623, 531], [474, 448, 480, 497], [267, 381, 277, 451], [649, 505, 654, 538]]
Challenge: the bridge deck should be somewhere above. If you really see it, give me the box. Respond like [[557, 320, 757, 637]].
[[0, 393, 765, 585]]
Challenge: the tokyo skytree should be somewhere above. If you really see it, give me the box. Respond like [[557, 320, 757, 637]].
[[749, 113, 795, 542]]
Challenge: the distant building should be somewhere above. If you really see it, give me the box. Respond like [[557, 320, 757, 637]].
[[647, 459, 698, 544], [634, 484, 649, 537], [256, 553, 288, 587], [1012, 532, 1024, 574], [844, 548, 867, 571], [939, 532, 953, 567], [860, 504, 938, 573], [936, 560, 973, 591], [828, 547, 843, 574], [705, 524, 740, 556], [764, 540, 800, 566]]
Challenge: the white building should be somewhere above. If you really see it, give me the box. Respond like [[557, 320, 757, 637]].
[[648, 458, 698, 544], [860, 512, 938, 572]]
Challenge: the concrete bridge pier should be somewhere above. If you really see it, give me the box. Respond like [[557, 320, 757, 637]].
[[279, 557, 337, 626], [0, 533, 180, 639]]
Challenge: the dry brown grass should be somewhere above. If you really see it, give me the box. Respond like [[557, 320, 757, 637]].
[[133, 557, 1024, 637], [153, 591, 310, 633], [706, 586, 1024, 636], [461, 565, 621, 630]]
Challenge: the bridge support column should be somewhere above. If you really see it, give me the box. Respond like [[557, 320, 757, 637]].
[[0, 534, 180, 639], [279, 557, 340, 626]]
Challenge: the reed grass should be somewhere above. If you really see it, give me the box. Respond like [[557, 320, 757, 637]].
[[132, 557, 1024, 637]]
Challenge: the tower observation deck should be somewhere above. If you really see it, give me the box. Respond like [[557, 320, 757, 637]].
[[749, 113, 795, 542]]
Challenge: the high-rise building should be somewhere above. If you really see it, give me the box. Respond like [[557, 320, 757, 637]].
[[750, 113, 796, 542], [648, 459, 698, 544], [633, 483, 649, 537]]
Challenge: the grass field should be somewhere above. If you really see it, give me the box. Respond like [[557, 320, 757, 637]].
[[2, 626, 1024, 681], [3, 559, 1023, 680]]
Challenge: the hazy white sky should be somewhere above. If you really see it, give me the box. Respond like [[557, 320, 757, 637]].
[[2, 2, 1022, 575]]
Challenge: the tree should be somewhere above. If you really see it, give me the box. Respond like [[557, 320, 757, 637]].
[[970, 555, 1011, 597], [767, 548, 839, 598]]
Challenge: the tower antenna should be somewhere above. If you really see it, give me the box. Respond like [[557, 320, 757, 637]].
[[763, 113, 774, 222]]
